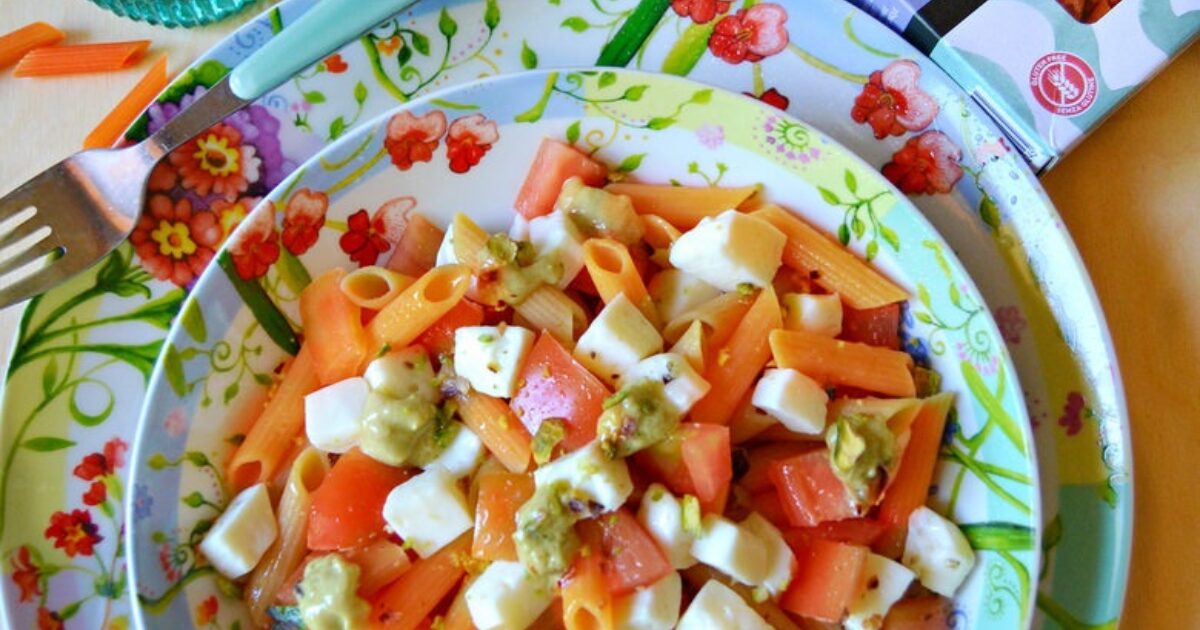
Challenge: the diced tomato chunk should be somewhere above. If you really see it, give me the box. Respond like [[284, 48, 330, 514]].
[[780, 538, 869, 623], [841, 303, 902, 350], [308, 450, 414, 551], [514, 139, 608, 219], [510, 333, 611, 451], [739, 443, 815, 494], [581, 509, 672, 597], [783, 517, 887, 549], [413, 299, 484, 357], [768, 449, 857, 527], [680, 424, 731, 507]]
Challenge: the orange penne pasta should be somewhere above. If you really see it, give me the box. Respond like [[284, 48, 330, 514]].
[[301, 268, 369, 385], [878, 393, 954, 526], [691, 287, 783, 425], [605, 182, 760, 229], [769, 328, 916, 397], [0, 22, 64, 68], [439, 576, 476, 630], [472, 471, 535, 561], [228, 344, 320, 490], [84, 54, 169, 149], [344, 539, 414, 598], [369, 533, 470, 630], [450, 212, 490, 270], [13, 40, 151, 77], [582, 238, 658, 326], [662, 291, 753, 345], [365, 264, 472, 358], [386, 213, 445, 276], [514, 285, 588, 347], [455, 391, 533, 473], [340, 266, 416, 311], [752, 205, 906, 309], [640, 214, 682, 249], [562, 529, 615, 630]]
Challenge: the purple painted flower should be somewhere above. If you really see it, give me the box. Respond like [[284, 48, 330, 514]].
[[994, 305, 1027, 344], [133, 484, 154, 521], [696, 124, 725, 149]]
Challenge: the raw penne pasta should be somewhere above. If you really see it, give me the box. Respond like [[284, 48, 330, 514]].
[[582, 238, 658, 326], [455, 390, 532, 473], [662, 291, 753, 345], [13, 39, 150, 76], [84, 54, 169, 150], [386, 213, 445, 276], [691, 287, 783, 425], [0, 22, 64, 68], [369, 533, 470, 630], [768, 328, 916, 397], [605, 182, 760, 229], [514, 284, 587, 347], [752, 204, 907, 309], [365, 264, 472, 357], [339, 266, 416, 311], [301, 268, 368, 386]]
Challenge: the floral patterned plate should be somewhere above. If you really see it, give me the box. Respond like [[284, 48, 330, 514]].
[[129, 67, 1040, 629], [0, 1, 1129, 629]]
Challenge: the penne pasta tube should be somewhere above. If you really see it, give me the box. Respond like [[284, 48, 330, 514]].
[[340, 266, 416, 311]]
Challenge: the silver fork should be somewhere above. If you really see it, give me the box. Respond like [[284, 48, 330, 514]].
[[0, 0, 419, 308]]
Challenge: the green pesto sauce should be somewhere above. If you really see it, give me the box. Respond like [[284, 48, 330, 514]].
[[514, 481, 582, 576], [560, 182, 643, 246], [359, 391, 438, 467], [826, 413, 896, 506], [531, 418, 568, 466], [478, 234, 563, 305], [597, 379, 680, 459], [296, 555, 370, 630]]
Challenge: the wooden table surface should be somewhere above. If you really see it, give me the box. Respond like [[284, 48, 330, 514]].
[[0, 2, 1194, 628]]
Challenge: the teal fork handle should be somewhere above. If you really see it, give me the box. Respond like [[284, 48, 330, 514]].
[[229, 0, 420, 101]]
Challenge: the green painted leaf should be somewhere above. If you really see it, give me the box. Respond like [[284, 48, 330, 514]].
[[949, 283, 963, 307], [565, 120, 581, 145], [353, 81, 368, 105], [410, 31, 430, 56], [914, 311, 934, 324], [917, 284, 932, 308], [397, 43, 413, 67], [844, 169, 858, 194], [483, 0, 501, 30], [623, 85, 648, 101], [303, 91, 326, 104], [661, 22, 716, 76], [961, 522, 1035, 551], [329, 116, 348, 140], [837, 223, 850, 245], [865, 239, 879, 261], [158, 60, 230, 104], [880, 224, 901, 252], [41, 357, 58, 398], [181, 298, 207, 343], [224, 381, 240, 405], [60, 600, 82, 620], [185, 451, 212, 467], [151, 531, 167, 544], [520, 40, 538, 70], [182, 491, 206, 508], [69, 382, 114, 427], [561, 16, 589, 32], [617, 153, 646, 173], [851, 216, 865, 240], [22, 437, 75, 452], [979, 195, 1002, 231], [95, 250, 126, 288], [962, 361, 1026, 456], [438, 8, 459, 38], [595, 0, 671, 67], [690, 89, 713, 104], [645, 117, 674, 130], [253, 372, 275, 387], [277, 248, 313, 296], [598, 71, 617, 88], [217, 252, 300, 355], [147, 453, 171, 470], [124, 290, 186, 331], [179, 347, 199, 361], [818, 187, 841, 205], [1042, 513, 1063, 552], [163, 344, 187, 397], [269, 7, 284, 34]]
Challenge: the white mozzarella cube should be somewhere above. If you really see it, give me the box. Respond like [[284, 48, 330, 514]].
[[782, 292, 843, 337], [614, 571, 682, 630], [427, 423, 485, 478], [637, 484, 697, 569], [435, 222, 458, 266], [454, 325, 536, 398], [741, 512, 797, 597], [677, 580, 772, 630], [465, 560, 557, 630], [903, 506, 976, 597], [508, 215, 531, 241], [304, 376, 368, 454], [648, 269, 722, 324], [668, 210, 786, 292], [846, 553, 917, 630], [751, 368, 829, 436], [198, 484, 278, 579], [573, 294, 663, 386], [690, 515, 768, 586], [382, 467, 472, 558], [533, 440, 633, 513], [364, 346, 437, 401], [528, 210, 586, 288], [621, 353, 711, 416]]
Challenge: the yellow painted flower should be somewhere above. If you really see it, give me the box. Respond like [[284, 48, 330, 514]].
[[151, 220, 197, 260]]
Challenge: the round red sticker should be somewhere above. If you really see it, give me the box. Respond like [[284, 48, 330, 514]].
[[1029, 52, 1098, 116]]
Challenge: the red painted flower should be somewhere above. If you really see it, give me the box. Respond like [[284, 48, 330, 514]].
[[671, 0, 731, 24], [377, 36, 403, 56], [324, 54, 348, 74], [851, 59, 939, 139], [708, 3, 789, 64], [195, 595, 219, 626], [159, 541, 184, 582], [73, 453, 108, 481], [1059, 392, 1085, 437], [882, 131, 963, 195], [745, 87, 790, 110], [446, 114, 500, 174], [131, 195, 224, 287], [37, 608, 63, 630], [44, 510, 102, 558], [282, 189, 329, 255], [103, 437, 127, 469], [228, 204, 281, 281], [340, 210, 392, 267], [147, 162, 178, 192], [384, 110, 448, 171], [10, 546, 41, 603], [82, 481, 107, 506], [168, 122, 262, 201]]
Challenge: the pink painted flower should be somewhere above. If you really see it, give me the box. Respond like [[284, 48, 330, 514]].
[[994, 305, 1027, 344], [282, 189, 329, 256], [851, 60, 939, 139], [1059, 392, 1085, 436], [708, 4, 789, 64], [371, 197, 416, 246], [384, 110, 448, 171], [671, 0, 731, 24], [696, 124, 725, 149], [104, 437, 128, 470], [163, 408, 187, 437], [158, 541, 184, 582], [168, 123, 262, 201], [228, 204, 280, 281], [131, 195, 223, 287], [882, 131, 964, 195], [446, 114, 500, 174]]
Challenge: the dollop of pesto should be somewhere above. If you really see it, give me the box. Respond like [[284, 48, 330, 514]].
[[597, 380, 680, 459], [531, 418, 568, 466], [826, 413, 896, 507], [514, 481, 582, 576], [359, 391, 438, 467], [557, 177, 644, 246], [296, 554, 370, 630], [478, 233, 563, 305]]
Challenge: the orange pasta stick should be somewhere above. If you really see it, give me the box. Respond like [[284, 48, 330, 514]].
[[345, 540, 414, 597], [582, 238, 658, 326], [0, 22, 64, 68], [301, 268, 369, 386], [605, 182, 760, 229], [878, 393, 954, 527], [769, 328, 916, 398], [13, 40, 151, 77], [562, 526, 615, 630], [228, 345, 320, 490], [83, 54, 169, 149], [369, 533, 470, 630], [472, 471, 535, 561], [387, 213, 445, 276], [640, 214, 682, 249], [752, 205, 907, 309], [455, 391, 533, 473], [439, 577, 475, 630], [364, 264, 471, 358], [690, 287, 782, 425]]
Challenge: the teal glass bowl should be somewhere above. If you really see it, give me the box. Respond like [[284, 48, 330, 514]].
[[87, 0, 260, 28]]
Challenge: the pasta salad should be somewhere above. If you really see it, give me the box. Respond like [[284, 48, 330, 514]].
[[199, 138, 975, 630]]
